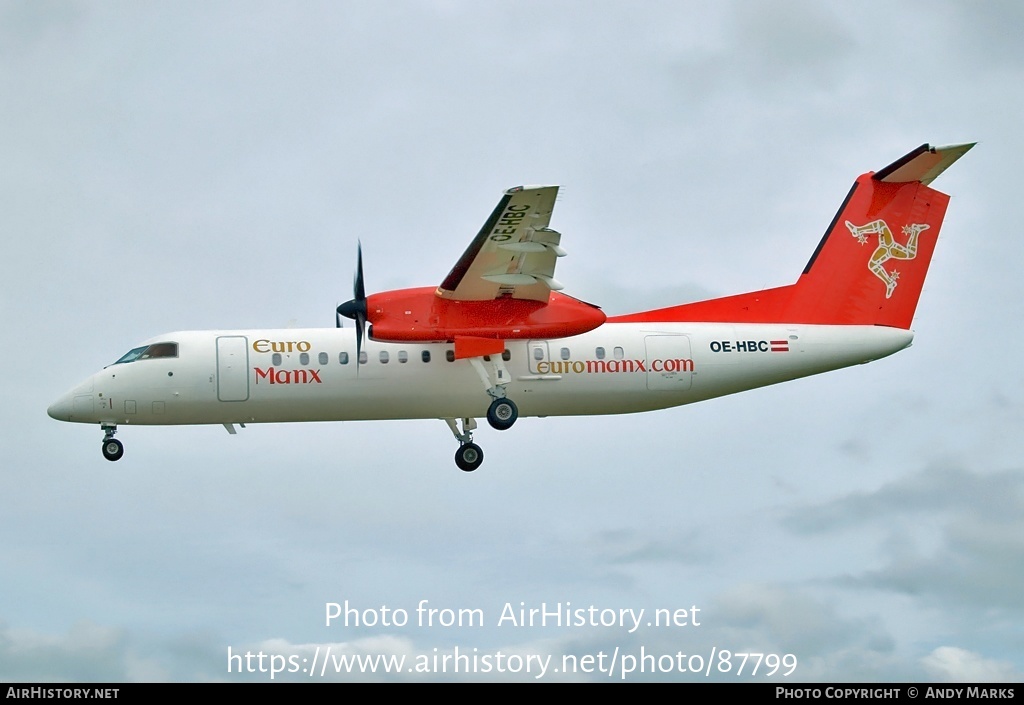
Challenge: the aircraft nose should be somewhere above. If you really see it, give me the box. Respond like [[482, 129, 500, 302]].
[[47, 393, 73, 421]]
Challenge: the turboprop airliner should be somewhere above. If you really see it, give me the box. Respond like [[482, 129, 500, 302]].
[[48, 142, 973, 471]]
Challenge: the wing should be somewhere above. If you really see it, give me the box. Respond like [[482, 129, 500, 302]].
[[436, 185, 566, 302]]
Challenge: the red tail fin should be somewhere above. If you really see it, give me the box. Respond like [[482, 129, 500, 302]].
[[611, 143, 974, 329]]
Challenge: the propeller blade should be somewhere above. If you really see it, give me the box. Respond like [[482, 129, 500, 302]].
[[336, 241, 368, 371], [355, 311, 364, 367], [354, 242, 365, 302]]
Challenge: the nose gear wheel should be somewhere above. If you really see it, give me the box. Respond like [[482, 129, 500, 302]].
[[101, 426, 123, 461]]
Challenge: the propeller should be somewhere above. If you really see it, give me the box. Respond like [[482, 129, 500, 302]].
[[336, 243, 368, 367]]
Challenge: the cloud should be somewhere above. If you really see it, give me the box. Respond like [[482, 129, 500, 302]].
[[238, 634, 573, 682], [780, 461, 1024, 666], [783, 463, 1024, 534], [921, 646, 1021, 683], [0, 621, 164, 683]]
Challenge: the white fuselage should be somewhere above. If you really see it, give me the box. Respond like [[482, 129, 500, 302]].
[[48, 322, 913, 428]]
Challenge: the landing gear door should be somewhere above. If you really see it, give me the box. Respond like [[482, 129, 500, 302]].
[[216, 335, 250, 402], [644, 335, 694, 391]]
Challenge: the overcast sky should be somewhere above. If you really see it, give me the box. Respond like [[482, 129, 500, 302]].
[[3, 0, 1023, 682]]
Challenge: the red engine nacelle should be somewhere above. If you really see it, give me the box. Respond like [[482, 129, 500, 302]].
[[366, 287, 606, 343]]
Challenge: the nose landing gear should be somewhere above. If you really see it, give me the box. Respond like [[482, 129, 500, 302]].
[[101, 425, 123, 461]]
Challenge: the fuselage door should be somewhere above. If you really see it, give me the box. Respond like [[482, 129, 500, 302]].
[[216, 335, 250, 402], [644, 334, 694, 391]]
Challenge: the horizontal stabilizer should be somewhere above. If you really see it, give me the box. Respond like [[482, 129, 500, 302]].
[[874, 142, 976, 185]]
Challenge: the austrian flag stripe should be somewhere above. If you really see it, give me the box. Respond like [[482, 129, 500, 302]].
[[770, 340, 789, 352]]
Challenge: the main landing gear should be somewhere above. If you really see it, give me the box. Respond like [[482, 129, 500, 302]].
[[443, 354, 521, 472], [455, 442, 484, 472], [445, 417, 484, 472], [101, 425, 124, 461], [486, 397, 518, 431], [468, 354, 519, 431]]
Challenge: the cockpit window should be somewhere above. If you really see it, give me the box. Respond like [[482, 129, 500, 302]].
[[113, 342, 178, 364], [113, 346, 148, 365], [140, 342, 178, 359]]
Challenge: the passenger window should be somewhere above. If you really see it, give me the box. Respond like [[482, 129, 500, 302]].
[[272, 353, 282, 366], [502, 349, 511, 361], [533, 347, 544, 361], [359, 351, 367, 365], [596, 346, 605, 359], [398, 350, 408, 363], [379, 351, 389, 364], [613, 346, 624, 360], [300, 352, 310, 366], [339, 352, 349, 365], [319, 352, 329, 365], [560, 347, 570, 360], [421, 350, 431, 363], [446, 350, 455, 362]]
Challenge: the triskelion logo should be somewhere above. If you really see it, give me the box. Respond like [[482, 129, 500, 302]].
[[846, 219, 929, 299]]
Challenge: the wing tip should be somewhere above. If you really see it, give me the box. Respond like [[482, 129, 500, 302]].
[[504, 184, 560, 194]]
